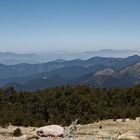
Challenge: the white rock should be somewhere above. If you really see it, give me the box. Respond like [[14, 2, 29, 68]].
[[118, 131, 140, 140], [37, 125, 64, 137], [118, 135, 139, 140], [13, 135, 27, 140]]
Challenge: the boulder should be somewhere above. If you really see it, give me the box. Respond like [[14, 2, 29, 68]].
[[118, 131, 140, 140], [36, 125, 64, 137]]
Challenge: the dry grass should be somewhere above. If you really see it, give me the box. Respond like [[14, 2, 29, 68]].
[[0, 118, 139, 140]]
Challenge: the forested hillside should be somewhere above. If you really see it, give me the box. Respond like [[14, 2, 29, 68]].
[[1, 55, 140, 90], [0, 85, 139, 127]]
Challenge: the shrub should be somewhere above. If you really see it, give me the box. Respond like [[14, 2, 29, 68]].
[[113, 118, 117, 121], [122, 119, 126, 122], [99, 125, 102, 129], [13, 128, 22, 137]]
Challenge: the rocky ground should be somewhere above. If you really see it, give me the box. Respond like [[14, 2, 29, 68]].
[[0, 118, 139, 140]]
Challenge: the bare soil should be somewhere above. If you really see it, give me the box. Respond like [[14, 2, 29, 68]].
[[0, 118, 139, 140]]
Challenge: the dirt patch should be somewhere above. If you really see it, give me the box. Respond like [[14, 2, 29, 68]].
[[0, 118, 139, 140]]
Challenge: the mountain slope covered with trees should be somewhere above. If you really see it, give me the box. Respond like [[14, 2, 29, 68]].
[[1, 55, 140, 90], [0, 85, 139, 127]]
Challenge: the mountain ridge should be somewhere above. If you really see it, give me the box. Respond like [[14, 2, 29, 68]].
[[0, 49, 140, 65], [0, 55, 140, 90]]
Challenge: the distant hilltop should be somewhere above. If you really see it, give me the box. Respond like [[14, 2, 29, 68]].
[[0, 49, 140, 65]]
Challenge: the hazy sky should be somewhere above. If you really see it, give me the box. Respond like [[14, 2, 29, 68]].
[[0, 0, 140, 53]]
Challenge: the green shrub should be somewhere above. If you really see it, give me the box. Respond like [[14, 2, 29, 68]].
[[13, 128, 22, 137]]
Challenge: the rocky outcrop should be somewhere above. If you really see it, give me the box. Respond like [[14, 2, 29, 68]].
[[118, 130, 140, 140], [94, 68, 114, 76], [36, 125, 64, 137]]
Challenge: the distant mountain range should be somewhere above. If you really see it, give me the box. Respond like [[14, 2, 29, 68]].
[[1, 55, 140, 90], [1, 49, 140, 65]]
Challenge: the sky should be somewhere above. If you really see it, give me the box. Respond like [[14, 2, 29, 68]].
[[0, 0, 140, 53]]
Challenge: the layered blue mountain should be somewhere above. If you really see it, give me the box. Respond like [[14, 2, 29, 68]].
[[0, 55, 140, 90], [1, 49, 140, 65]]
